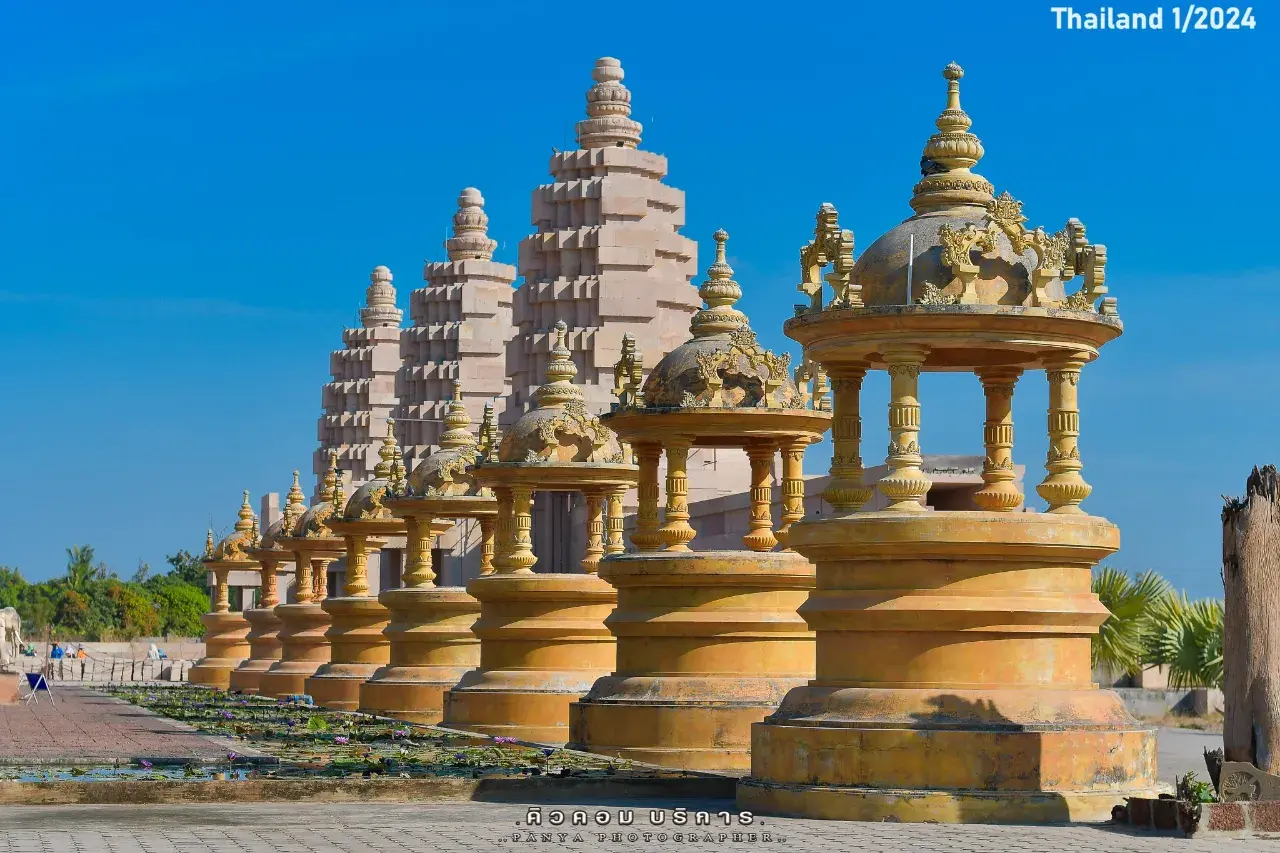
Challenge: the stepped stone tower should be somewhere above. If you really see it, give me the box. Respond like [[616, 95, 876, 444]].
[[397, 188, 517, 471], [506, 56, 700, 425], [313, 266, 404, 498]]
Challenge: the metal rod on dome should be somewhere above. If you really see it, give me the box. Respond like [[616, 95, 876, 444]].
[[907, 233, 915, 304]]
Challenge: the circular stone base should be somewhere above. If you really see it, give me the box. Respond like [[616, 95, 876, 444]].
[[258, 662, 323, 699], [258, 603, 331, 699], [228, 659, 276, 694], [305, 596, 390, 709], [359, 669, 474, 724], [188, 660, 238, 691], [444, 679, 600, 744], [305, 663, 383, 711]]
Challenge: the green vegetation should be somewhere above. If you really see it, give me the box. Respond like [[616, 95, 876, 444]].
[[0, 546, 209, 640], [1091, 566, 1225, 688]]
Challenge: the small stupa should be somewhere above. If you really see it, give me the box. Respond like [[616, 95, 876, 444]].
[[259, 457, 344, 698], [740, 64, 1150, 823], [364, 383, 495, 722], [189, 491, 257, 690], [568, 230, 830, 770], [443, 321, 636, 743], [235, 481, 302, 693]]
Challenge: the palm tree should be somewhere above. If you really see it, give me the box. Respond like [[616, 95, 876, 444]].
[[1145, 593, 1224, 689], [64, 545, 97, 592], [1092, 567, 1171, 677]]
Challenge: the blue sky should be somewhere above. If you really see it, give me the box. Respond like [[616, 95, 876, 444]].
[[0, 2, 1270, 597]]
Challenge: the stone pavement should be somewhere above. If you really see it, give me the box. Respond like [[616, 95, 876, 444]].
[[0, 686, 250, 765], [1, 802, 1278, 852]]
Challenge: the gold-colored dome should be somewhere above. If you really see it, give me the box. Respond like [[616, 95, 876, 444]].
[[641, 230, 799, 409], [298, 451, 344, 539], [257, 470, 308, 550], [205, 490, 259, 563], [340, 422, 406, 521], [406, 382, 491, 496], [497, 320, 625, 464]]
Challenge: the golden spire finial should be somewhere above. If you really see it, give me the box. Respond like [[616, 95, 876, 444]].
[[479, 400, 500, 461], [280, 470, 305, 537], [910, 62, 992, 214], [204, 529, 215, 559], [690, 228, 748, 338], [250, 515, 261, 549], [535, 320, 584, 408], [319, 451, 338, 504], [234, 490, 255, 533], [332, 470, 346, 515], [439, 380, 476, 449], [375, 420, 401, 479]]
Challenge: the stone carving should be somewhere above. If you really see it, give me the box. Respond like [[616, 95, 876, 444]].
[[1218, 761, 1280, 802], [0, 607, 21, 671], [613, 333, 645, 410], [916, 281, 959, 306], [798, 203, 858, 311]]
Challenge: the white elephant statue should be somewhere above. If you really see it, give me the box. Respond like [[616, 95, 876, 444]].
[[0, 607, 21, 670]]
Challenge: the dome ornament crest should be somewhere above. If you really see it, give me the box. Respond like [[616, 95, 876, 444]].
[[797, 203, 857, 312]]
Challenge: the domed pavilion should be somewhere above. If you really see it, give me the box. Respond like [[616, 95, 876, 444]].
[[189, 491, 257, 690]]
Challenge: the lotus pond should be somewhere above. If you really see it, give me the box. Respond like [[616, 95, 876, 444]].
[[0, 685, 639, 783]]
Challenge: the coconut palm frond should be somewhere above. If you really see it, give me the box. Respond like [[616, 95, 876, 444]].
[[1145, 593, 1223, 689], [1092, 567, 1171, 676]]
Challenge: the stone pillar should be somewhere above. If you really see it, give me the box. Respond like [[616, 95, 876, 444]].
[[478, 516, 496, 576], [343, 535, 370, 597], [293, 555, 313, 604], [493, 487, 514, 573], [213, 568, 231, 613], [824, 368, 874, 513], [632, 442, 663, 552], [743, 443, 778, 552], [312, 560, 330, 602], [776, 437, 808, 549], [257, 549, 331, 699], [973, 367, 1024, 512], [877, 346, 932, 511], [660, 440, 696, 551], [509, 486, 536, 573], [1037, 354, 1092, 514], [404, 515, 436, 587], [605, 487, 626, 556], [582, 489, 606, 573], [231, 554, 286, 694]]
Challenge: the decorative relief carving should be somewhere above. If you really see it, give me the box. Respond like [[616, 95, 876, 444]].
[[798, 202, 858, 311], [916, 282, 959, 305]]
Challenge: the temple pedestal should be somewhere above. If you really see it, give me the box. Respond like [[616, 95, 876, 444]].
[[359, 587, 480, 723], [228, 607, 283, 694], [258, 603, 331, 698], [188, 611, 250, 690], [304, 597, 389, 710], [569, 551, 814, 771], [739, 512, 1157, 823], [443, 573, 615, 744]]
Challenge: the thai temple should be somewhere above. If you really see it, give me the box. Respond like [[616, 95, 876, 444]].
[[197, 57, 1155, 824]]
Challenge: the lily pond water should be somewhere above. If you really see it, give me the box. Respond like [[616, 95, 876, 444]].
[[0, 685, 638, 783]]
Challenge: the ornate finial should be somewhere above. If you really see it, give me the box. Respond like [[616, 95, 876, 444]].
[[438, 381, 477, 449], [375, 419, 403, 478], [281, 471, 305, 536], [446, 188, 498, 261], [575, 57, 642, 149], [690, 229, 748, 337], [480, 401, 500, 462], [332, 470, 346, 516], [613, 333, 645, 409], [234, 490, 255, 533], [799, 203, 859, 310], [319, 450, 338, 504], [204, 529, 215, 560], [250, 516, 261, 549], [911, 63, 993, 214], [535, 320, 584, 408], [360, 265, 403, 328]]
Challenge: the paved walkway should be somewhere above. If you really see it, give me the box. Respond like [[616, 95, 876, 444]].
[[0, 802, 1276, 852], [0, 686, 248, 765]]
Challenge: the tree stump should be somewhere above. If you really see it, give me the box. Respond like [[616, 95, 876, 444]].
[[1223, 464, 1280, 770]]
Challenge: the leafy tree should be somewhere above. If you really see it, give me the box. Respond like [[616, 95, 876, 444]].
[[64, 545, 98, 592], [154, 582, 209, 636], [165, 550, 208, 591], [1092, 567, 1172, 676], [1145, 593, 1224, 689], [0, 566, 26, 610], [132, 561, 151, 585], [108, 581, 162, 639]]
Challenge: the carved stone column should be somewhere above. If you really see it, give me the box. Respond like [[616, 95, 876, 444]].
[[744, 442, 778, 552], [973, 367, 1024, 512], [823, 368, 874, 514], [478, 516, 496, 576], [509, 486, 537, 572], [260, 556, 281, 609], [1037, 353, 1092, 514], [343, 535, 370, 597], [214, 567, 231, 613], [877, 346, 932, 511], [403, 515, 436, 587], [660, 439, 696, 551], [312, 559, 332, 602], [293, 551, 314, 604], [605, 487, 626, 556], [582, 488, 606, 573], [632, 442, 663, 552], [493, 487, 514, 573], [776, 436, 808, 549]]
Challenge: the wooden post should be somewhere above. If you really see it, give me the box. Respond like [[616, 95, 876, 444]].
[[1223, 464, 1280, 771]]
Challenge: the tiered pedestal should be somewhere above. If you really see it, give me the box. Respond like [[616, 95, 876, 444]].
[[443, 573, 616, 744], [305, 597, 389, 710], [188, 611, 250, 690], [359, 587, 480, 723], [739, 512, 1158, 823], [258, 603, 331, 698], [228, 606, 283, 693], [569, 551, 814, 771]]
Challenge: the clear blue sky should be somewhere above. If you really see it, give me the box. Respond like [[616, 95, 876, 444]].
[[0, 2, 1270, 597]]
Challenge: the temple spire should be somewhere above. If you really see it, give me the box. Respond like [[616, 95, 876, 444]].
[[439, 381, 477, 449], [690, 229, 747, 337], [374, 420, 403, 478], [446, 188, 497, 261], [535, 321, 583, 409], [576, 57, 642, 149], [234, 490, 256, 533], [360, 265, 403, 328], [910, 63, 993, 214]]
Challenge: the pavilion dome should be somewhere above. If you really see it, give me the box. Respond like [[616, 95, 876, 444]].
[[205, 491, 259, 563], [297, 452, 344, 539], [642, 230, 800, 409], [340, 424, 406, 520], [406, 383, 493, 496], [851, 63, 1068, 309], [498, 320, 625, 464], [258, 471, 308, 550]]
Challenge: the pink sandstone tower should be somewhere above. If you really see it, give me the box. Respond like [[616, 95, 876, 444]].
[[313, 266, 404, 497], [397, 188, 517, 470], [506, 57, 700, 423]]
